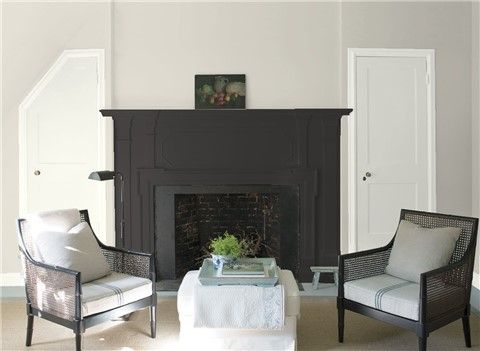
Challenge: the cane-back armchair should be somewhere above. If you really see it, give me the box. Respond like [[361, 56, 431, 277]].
[[338, 209, 478, 351], [17, 209, 157, 351]]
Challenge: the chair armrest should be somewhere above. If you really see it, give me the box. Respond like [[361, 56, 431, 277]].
[[339, 244, 392, 284], [20, 251, 81, 321], [420, 254, 474, 322], [99, 245, 155, 281]]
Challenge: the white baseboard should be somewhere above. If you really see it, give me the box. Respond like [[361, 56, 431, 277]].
[[0, 273, 24, 287], [473, 272, 479, 290]]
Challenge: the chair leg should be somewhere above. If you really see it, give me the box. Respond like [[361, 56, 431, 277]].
[[26, 315, 34, 346], [150, 305, 157, 338], [418, 335, 427, 351], [75, 332, 82, 351], [338, 305, 344, 343], [462, 316, 471, 348]]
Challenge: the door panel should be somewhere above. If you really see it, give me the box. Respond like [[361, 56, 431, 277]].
[[24, 55, 104, 236], [355, 55, 430, 250], [366, 183, 417, 235]]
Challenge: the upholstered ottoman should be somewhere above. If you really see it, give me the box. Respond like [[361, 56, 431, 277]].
[[177, 270, 300, 351]]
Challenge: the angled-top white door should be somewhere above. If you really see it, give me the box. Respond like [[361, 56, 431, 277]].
[[21, 51, 107, 239], [352, 53, 434, 251]]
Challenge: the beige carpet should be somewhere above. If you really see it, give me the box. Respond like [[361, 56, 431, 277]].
[[1, 297, 479, 350]]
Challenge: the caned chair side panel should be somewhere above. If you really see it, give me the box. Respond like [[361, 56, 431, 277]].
[[18, 219, 77, 321], [343, 248, 392, 282]]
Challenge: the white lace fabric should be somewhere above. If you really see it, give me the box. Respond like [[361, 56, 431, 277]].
[[193, 281, 285, 330]]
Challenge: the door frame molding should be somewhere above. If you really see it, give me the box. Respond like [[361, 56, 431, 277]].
[[18, 49, 113, 244], [347, 48, 437, 253]]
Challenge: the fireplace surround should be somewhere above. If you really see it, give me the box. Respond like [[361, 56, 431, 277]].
[[101, 109, 352, 281]]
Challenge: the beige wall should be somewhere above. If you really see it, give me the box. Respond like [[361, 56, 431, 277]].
[[112, 2, 341, 108], [1, 1, 477, 281], [1, 2, 111, 275]]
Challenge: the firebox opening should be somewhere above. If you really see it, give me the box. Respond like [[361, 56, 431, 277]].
[[175, 192, 282, 279], [155, 185, 299, 288]]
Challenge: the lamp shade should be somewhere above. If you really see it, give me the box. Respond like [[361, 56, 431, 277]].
[[88, 170, 116, 181]]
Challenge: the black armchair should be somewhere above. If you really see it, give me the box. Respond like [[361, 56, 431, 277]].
[[338, 209, 478, 351], [17, 209, 157, 351]]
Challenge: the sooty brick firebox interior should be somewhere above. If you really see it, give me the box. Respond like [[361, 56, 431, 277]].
[[101, 108, 352, 282], [155, 185, 299, 280], [175, 192, 283, 279]]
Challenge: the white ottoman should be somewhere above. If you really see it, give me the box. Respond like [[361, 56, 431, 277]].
[[177, 270, 300, 351]]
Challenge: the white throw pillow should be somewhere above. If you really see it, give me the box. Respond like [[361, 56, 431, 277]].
[[33, 222, 111, 283], [385, 220, 461, 283], [26, 208, 81, 234]]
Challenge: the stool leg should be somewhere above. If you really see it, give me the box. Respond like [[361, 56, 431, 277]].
[[313, 272, 320, 290]]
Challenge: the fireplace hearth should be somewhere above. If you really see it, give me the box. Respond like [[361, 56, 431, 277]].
[[101, 108, 352, 281]]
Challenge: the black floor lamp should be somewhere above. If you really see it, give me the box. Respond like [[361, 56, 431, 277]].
[[88, 170, 125, 246]]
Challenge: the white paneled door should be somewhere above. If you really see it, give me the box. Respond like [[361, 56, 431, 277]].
[[20, 50, 109, 241], [349, 49, 436, 251]]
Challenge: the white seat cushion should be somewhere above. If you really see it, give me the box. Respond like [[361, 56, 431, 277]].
[[80, 272, 152, 316], [177, 270, 300, 319], [344, 274, 420, 321]]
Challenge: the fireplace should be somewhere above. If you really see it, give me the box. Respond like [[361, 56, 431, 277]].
[[155, 185, 299, 280], [101, 108, 352, 281]]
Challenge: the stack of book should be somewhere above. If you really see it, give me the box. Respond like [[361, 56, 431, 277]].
[[219, 261, 267, 278]]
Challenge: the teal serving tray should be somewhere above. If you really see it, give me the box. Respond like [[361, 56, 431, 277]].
[[198, 258, 279, 287]]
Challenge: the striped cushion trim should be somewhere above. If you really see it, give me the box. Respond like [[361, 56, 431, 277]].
[[82, 282, 125, 314], [374, 282, 412, 309]]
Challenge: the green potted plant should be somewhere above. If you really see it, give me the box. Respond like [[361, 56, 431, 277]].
[[209, 231, 245, 268]]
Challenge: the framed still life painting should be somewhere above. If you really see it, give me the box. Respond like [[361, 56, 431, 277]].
[[195, 74, 246, 109]]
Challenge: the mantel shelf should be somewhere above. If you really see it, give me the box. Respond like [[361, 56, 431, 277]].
[[100, 108, 353, 119]]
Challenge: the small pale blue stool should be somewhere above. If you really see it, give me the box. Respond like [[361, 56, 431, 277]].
[[310, 266, 339, 289]]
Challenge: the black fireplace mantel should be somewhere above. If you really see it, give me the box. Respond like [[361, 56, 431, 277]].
[[101, 108, 352, 281]]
